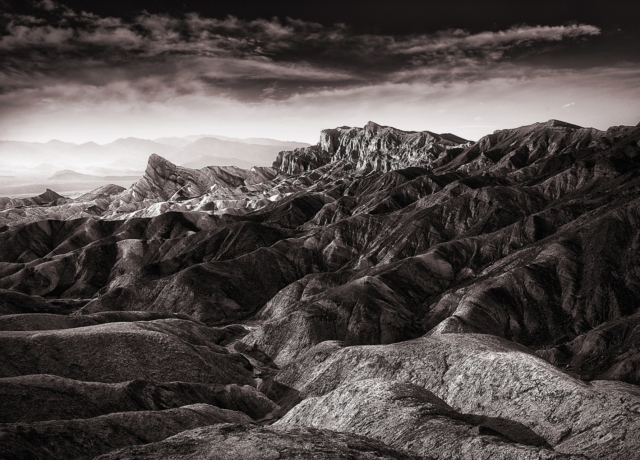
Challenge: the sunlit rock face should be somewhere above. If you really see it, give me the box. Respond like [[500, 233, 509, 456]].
[[1, 119, 640, 459], [274, 121, 470, 175], [0, 189, 66, 211], [278, 377, 584, 459]]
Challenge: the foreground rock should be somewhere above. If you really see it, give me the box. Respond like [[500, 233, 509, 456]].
[[0, 404, 251, 460], [0, 311, 204, 331], [0, 318, 254, 385], [0, 374, 277, 423], [272, 335, 640, 459], [279, 378, 582, 459], [94, 423, 423, 460]]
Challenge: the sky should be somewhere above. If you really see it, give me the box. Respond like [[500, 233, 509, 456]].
[[0, 0, 639, 144]]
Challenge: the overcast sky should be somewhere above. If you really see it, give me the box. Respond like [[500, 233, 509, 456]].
[[1, 0, 639, 144]]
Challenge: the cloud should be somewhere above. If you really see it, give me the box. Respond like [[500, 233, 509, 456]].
[[0, 5, 604, 103], [0, 24, 74, 49], [35, 0, 56, 11], [391, 25, 600, 55], [2, 3, 636, 146], [2, 66, 639, 145]]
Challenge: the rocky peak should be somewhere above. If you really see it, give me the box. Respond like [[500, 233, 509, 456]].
[[363, 121, 387, 138], [38, 189, 64, 203], [278, 122, 470, 175], [109, 154, 255, 208], [106, 154, 286, 217], [438, 119, 624, 176], [473, 119, 605, 156], [136, 154, 197, 201], [319, 129, 341, 154], [542, 119, 582, 129], [146, 153, 177, 179], [0, 188, 66, 212]]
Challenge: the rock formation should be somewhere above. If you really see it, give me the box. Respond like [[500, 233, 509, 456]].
[[0, 189, 65, 211], [1, 119, 640, 458], [0, 405, 253, 460], [279, 378, 582, 459], [273, 121, 470, 174], [94, 424, 422, 460]]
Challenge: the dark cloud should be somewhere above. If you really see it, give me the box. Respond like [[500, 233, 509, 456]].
[[0, 2, 604, 101]]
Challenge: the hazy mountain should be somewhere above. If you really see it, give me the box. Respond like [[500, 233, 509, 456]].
[[64, 139, 178, 169], [199, 135, 310, 148], [153, 137, 193, 149], [0, 140, 78, 162], [48, 170, 141, 181], [169, 137, 293, 167], [102, 138, 179, 158], [0, 135, 309, 198], [181, 155, 256, 169], [0, 135, 309, 171], [241, 138, 310, 148], [48, 170, 99, 180], [1, 119, 640, 458], [28, 163, 64, 173], [42, 140, 77, 150], [182, 134, 217, 143]]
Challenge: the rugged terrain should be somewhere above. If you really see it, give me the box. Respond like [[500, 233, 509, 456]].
[[1, 119, 640, 459]]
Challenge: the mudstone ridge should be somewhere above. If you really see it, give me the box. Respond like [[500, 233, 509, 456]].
[[1, 120, 640, 459]]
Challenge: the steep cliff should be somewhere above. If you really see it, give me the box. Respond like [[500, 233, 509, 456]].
[[274, 121, 470, 174]]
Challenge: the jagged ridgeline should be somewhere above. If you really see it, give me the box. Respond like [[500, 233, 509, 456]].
[[273, 121, 470, 174], [1, 119, 640, 459]]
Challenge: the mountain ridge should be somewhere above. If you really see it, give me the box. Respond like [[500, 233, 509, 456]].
[[1, 118, 640, 459]]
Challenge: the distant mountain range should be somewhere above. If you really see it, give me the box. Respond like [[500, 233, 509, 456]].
[[0, 135, 310, 171], [0, 134, 310, 197], [47, 170, 141, 182]]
